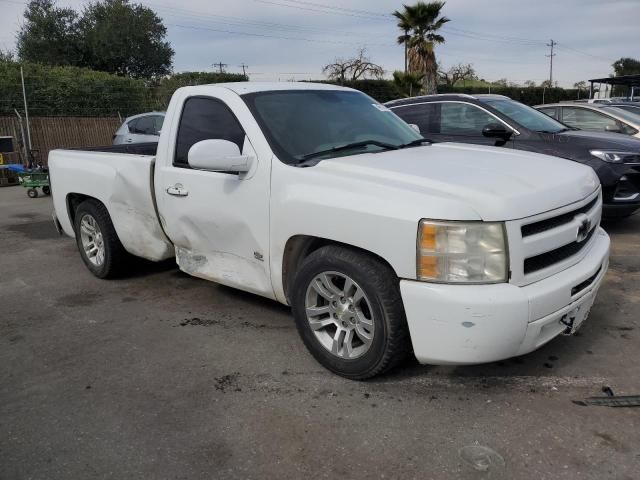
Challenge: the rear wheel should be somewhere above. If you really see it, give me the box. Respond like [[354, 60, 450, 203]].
[[42, 186, 51, 195], [27, 188, 38, 198], [291, 245, 410, 379], [74, 200, 130, 278]]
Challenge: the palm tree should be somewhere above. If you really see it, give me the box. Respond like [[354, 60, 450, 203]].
[[393, 1, 450, 95], [393, 70, 425, 97]]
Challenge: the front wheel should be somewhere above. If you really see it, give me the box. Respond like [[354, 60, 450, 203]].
[[74, 199, 130, 278], [27, 188, 38, 198], [291, 246, 410, 379], [42, 185, 51, 195]]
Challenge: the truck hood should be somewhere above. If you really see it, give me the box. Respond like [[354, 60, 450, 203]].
[[316, 142, 599, 221]]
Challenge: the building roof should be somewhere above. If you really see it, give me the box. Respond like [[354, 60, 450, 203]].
[[588, 74, 640, 87]]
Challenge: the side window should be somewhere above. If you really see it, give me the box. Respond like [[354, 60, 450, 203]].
[[152, 115, 165, 134], [134, 116, 155, 135], [538, 107, 558, 120], [439, 103, 497, 135], [127, 118, 140, 133], [561, 108, 618, 131], [174, 97, 246, 167], [391, 103, 439, 134]]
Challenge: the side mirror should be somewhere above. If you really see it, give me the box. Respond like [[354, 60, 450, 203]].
[[408, 123, 421, 133], [187, 139, 253, 175], [605, 124, 622, 133], [482, 123, 513, 141]]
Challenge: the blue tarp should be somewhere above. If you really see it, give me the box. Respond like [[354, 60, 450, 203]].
[[0, 164, 26, 173]]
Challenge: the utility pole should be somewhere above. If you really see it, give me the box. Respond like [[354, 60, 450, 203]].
[[546, 39, 557, 85], [20, 66, 32, 151], [213, 62, 228, 74], [403, 28, 408, 74], [239, 63, 248, 78]]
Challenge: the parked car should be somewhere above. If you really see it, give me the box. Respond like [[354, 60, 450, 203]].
[[606, 102, 640, 115], [536, 102, 640, 139], [50, 83, 609, 379], [386, 94, 640, 217], [113, 112, 165, 145]]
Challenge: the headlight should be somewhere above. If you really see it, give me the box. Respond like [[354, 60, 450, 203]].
[[590, 150, 640, 164], [417, 220, 508, 283]]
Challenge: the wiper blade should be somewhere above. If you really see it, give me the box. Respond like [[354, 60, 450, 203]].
[[399, 137, 431, 148], [299, 140, 399, 161]]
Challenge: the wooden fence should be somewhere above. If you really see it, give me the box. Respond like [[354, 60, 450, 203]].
[[0, 116, 121, 165]]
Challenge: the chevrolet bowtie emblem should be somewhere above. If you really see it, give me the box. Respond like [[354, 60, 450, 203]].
[[575, 213, 591, 242]]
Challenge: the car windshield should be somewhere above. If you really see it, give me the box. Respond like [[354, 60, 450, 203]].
[[602, 106, 640, 123], [243, 90, 423, 164], [480, 98, 569, 133]]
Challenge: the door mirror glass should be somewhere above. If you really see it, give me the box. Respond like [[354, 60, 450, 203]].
[[605, 124, 622, 133], [187, 139, 253, 174], [482, 123, 512, 140]]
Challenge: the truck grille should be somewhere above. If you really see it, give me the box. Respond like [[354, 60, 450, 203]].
[[507, 189, 602, 286], [523, 227, 596, 274], [521, 196, 598, 237]]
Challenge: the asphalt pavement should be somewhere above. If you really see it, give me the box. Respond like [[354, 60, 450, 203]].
[[1, 185, 639, 479]]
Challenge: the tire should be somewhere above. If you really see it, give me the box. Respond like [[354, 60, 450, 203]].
[[74, 199, 130, 278], [291, 245, 410, 379], [27, 188, 38, 198], [42, 186, 51, 195]]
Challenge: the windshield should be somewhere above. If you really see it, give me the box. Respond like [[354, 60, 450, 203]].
[[480, 98, 569, 133], [243, 90, 423, 164], [603, 106, 640, 123]]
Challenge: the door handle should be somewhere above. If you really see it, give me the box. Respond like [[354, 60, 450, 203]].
[[166, 184, 189, 196]]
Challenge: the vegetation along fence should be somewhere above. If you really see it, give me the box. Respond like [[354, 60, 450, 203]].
[[0, 116, 120, 165]]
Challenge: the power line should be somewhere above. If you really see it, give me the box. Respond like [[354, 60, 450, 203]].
[[167, 22, 395, 47]]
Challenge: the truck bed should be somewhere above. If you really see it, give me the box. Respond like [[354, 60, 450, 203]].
[[70, 142, 158, 156], [49, 146, 174, 262]]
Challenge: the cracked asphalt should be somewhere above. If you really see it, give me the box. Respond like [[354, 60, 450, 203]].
[[1, 185, 639, 479]]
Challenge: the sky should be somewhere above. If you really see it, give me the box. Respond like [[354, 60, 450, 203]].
[[0, 0, 638, 87]]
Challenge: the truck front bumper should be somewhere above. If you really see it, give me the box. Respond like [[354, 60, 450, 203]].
[[400, 227, 610, 365]]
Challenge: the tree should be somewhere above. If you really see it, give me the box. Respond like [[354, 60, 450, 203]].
[[523, 80, 536, 88], [78, 0, 173, 78], [0, 50, 14, 63], [16, 0, 173, 78], [393, 70, 424, 96], [17, 0, 81, 66], [612, 57, 640, 96], [612, 57, 640, 76], [494, 78, 508, 87], [322, 48, 384, 84], [574, 80, 587, 99], [393, 1, 450, 95], [438, 63, 475, 86]]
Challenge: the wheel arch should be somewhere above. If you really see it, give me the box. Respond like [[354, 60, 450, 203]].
[[281, 234, 400, 304], [66, 193, 104, 234]]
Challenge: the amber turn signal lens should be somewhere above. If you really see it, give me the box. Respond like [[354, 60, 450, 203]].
[[418, 255, 438, 278], [420, 224, 437, 250]]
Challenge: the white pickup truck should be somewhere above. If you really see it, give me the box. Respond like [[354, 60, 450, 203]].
[[50, 82, 610, 379]]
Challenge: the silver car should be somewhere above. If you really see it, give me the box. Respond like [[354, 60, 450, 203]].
[[536, 102, 640, 139], [113, 112, 165, 145]]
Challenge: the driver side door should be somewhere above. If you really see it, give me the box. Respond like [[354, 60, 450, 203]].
[[154, 95, 274, 299]]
